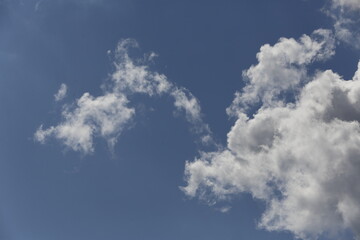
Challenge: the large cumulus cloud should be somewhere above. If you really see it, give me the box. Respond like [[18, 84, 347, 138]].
[[182, 30, 360, 239]]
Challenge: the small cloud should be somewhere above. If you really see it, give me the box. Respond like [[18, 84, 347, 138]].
[[147, 52, 158, 62], [217, 206, 231, 213], [54, 83, 67, 102]]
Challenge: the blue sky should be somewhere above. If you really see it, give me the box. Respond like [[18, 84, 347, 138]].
[[1, 0, 360, 239]]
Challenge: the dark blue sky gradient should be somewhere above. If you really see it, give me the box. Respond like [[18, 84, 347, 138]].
[[0, 0, 358, 239]]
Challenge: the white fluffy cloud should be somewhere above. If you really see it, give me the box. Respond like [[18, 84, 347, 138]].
[[109, 40, 172, 96], [326, 0, 360, 48], [227, 29, 335, 116], [182, 31, 360, 239], [35, 39, 212, 153], [36, 93, 134, 153]]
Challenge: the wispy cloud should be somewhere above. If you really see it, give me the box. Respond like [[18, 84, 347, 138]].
[[171, 88, 214, 145], [325, 0, 360, 48], [54, 83, 67, 102], [35, 39, 213, 154]]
